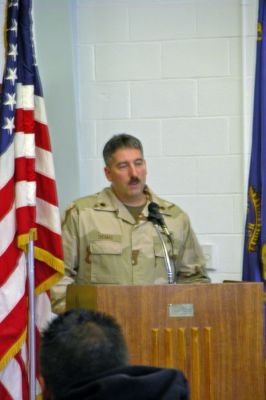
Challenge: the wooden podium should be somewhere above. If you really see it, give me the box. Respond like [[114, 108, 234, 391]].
[[66, 283, 265, 400]]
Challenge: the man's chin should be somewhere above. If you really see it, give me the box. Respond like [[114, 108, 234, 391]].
[[127, 187, 146, 201]]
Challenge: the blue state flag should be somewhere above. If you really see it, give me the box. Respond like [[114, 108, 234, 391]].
[[243, 0, 266, 354]]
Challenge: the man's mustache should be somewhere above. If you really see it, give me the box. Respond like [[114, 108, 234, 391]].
[[128, 177, 140, 184]]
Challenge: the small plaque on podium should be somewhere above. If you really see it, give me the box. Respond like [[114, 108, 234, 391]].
[[168, 303, 194, 317]]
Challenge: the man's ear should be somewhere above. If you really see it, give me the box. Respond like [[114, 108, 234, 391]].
[[104, 166, 112, 182]]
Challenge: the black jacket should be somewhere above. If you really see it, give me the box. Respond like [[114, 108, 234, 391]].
[[59, 365, 189, 400]]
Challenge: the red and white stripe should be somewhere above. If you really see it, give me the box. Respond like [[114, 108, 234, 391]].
[[0, 71, 64, 399]]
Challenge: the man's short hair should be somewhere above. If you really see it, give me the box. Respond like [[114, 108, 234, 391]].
[[103, 133, 144, 166], [40, 309, 129, 399]]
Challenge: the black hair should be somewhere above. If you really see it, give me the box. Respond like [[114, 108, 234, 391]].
[[40, 308, 129, 399]]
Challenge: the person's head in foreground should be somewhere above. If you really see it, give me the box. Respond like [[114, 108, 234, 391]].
[[40, 308, 189, 400]]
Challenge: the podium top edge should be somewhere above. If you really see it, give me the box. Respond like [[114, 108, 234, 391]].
[[68, 282, 263, 289]]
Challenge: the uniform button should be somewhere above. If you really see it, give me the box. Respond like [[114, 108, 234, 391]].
[[131, 259, 136, 265]]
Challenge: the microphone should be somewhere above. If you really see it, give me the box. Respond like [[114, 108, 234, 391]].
[[148, 202, 171, 237]]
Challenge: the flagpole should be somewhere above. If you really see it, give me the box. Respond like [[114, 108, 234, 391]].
[[27, 233, 36, 400]]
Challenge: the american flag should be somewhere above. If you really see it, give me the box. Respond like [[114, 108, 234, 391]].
[[0, 0, 64, 398]]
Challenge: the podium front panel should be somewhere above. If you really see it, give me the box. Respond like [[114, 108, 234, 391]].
[[66, 282, 265, 400]]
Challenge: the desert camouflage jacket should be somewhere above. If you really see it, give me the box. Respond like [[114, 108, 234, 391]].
[[51, 186, 210, 313]]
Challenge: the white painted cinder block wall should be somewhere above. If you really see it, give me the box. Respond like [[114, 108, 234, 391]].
[[73, 0, 258, 282], [0, 0, 258, 282]]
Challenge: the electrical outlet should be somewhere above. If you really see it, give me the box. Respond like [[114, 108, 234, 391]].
[[201, 244, 217, 271]]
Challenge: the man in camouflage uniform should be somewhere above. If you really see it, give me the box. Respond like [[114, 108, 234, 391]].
[[52, 134, 210, 313]]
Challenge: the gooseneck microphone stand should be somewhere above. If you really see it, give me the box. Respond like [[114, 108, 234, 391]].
[[148, 202, 174, 284]]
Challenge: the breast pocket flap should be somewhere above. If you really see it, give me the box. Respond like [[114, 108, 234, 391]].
[[90, 241, 122, 255]]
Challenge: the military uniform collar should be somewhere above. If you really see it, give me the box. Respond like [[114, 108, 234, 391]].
[[93, 187, 136, 224], [93, 186, 174, 223], [142, 187, 174, 217], [93, 188, 117, 212]]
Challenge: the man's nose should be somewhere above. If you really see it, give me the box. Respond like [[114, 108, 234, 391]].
[[129, 163, 137, 176]]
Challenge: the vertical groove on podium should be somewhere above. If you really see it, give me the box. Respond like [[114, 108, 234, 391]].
[[151, 326, 212, 400], [177, 328, 186, 375], [191, 327, 200, 400], [204, 327, 213, 400], [164, 328, 173, 368], [151, 328, 159, 366]]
